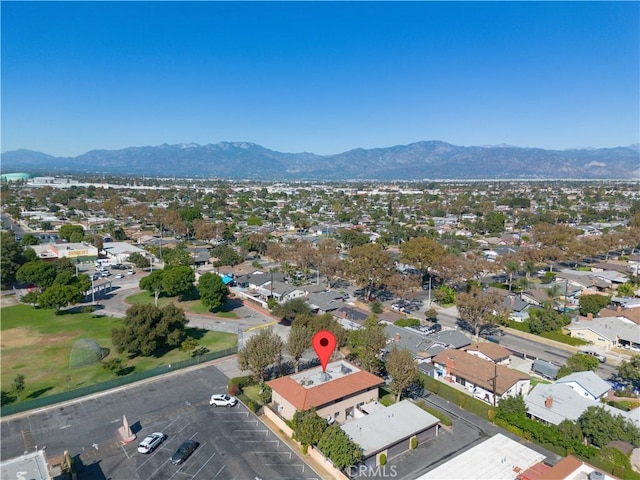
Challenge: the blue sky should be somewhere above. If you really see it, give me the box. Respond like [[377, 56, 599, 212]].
[[2, 1, 638, 157]]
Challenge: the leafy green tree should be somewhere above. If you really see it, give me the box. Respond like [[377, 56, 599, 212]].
[[294, 312, 348, 348], [557, 353, 600, 378], [615, 355, 640, 388], [111, 304, 187, 357], [317, 424, 363, 470], [271, 297, 312, 324], [578, 294, 611, 317], [496, 395, 527, 423], [399, 236, 446, 279], [12, 374, 26, 401], [211, 245, 243, 267], [579, 406, 640, 447], [434, 285, 455, 305], [617, 283, 636, 297], [350, 317, 387, 374], [38, 284, 83, 313], [1, 232, 26, 288], [527, 308, 571, 334], [286, 323, 313, 373], [20, 233, 40, 246], [162, 266, 195, 299], [59, 224, 85, 241], [197, 272, 229, 311], [20, 290, 41, 308], [140, 269, 165, 306], [237, 327, 284, 383], [385, 346, 418, 401], [162, 245, 192, 266], [128, 252, 150, 269], [16, 261, 57, 289], [292, 408, 328, 448], [343, 243, 394, 300], [338, 229, 369, 250]]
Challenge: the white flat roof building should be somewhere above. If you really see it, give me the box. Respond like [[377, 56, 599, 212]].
[[417, 433, 546, 480]]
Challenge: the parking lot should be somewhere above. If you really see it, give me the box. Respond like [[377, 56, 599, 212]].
[[1, 366, 321, 480]]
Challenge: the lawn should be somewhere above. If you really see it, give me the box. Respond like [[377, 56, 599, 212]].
[[126, 291, 240, 318], [0, 305, 237, 404]]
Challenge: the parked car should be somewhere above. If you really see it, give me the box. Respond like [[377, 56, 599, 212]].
[[115, 273, 124, 279], [126, 270, 135, 275], [580, 350, 606, 363], [170, 440, 198, 465], [137, 432, 166, 454], [209, 393, 238, 407]]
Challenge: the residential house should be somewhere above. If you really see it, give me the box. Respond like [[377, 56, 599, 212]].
[[432, 349, 530, 405], [256, 280, 306, 303], [530, 455, 620, 480], [341, 400, 440, 469], [463, 343, 512, 366], [267, 360, 384, 423], [554, 371, 611, 401], [525, 383, 639, 428], [383, 325, 442, 363], [333, 305, 370, 330], [306, 291, 345, 315], [565, 316, 640, 351]]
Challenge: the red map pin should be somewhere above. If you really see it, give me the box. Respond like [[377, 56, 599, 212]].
[[312, 330, 337, 372]]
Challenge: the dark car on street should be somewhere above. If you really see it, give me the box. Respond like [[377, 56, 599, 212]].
[[170, 440, 198, 465]]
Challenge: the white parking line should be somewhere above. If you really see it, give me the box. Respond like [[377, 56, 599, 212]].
[[232, 429, 267, 434], [221, 420, 258, 425], [191, 453, 216, 478], [252, 451, 292, 459], [243, 440, 280, 447], [213, 464, 226, 478]]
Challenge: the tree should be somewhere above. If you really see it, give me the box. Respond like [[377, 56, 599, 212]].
[[111, 304, 187, 356], [617, 282, 636, 297], [1, 232, 25, 288], [38, 284, 83, 313], [197, 272, 228, 311], [237, 327, 284, 383], [12, 374, 26, 401], [294, 312, 348, 349], [496, 394, 527, 423], [399, 236, 445, 278], [286, 322, 313, 373], [211, 245, 243, 267], [162, 266, 195, 299], [615, 355, 640, 389], [140, 269, 165, 306], [350, 317, 387, 374], [338, 229, 369, 250], [343, 243, 394, 300], [128, 252, 150, 269], [317, 424, 363, 470], [527, 308, 571, 334], [20, 290, 41, 308], [557, 353, 600, 378], [20, 233, 40, 246], [385, 346, 418, 402], [578, 294, 611, 317], [292, 408, 328, 447], [271, 297, 312, 324], [16, 261, 57, 289], [455, 287, 504, 340], [59, 224, 85, 241], [579, 406, 640, 447]]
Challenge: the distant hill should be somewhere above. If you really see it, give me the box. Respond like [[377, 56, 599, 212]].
[[2, 141, 639, 180]]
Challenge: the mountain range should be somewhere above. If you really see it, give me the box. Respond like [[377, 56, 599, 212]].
[[2, 141, 639, 180]]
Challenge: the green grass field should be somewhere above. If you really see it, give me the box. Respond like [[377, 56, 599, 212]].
[[125, 291, 240, 318], [0, 305, 237, 404]]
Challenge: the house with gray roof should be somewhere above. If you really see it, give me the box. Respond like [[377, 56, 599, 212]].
[[555, 371, 611, 401], [307, 291, 345, 314], [256, 280, 305, 303], [566, 316, 640, 350], [333, 305, 370, 330], [384, 325, 439, 362], [341, 400, 440, 468], [525, 383, 638, 428], [429, 329, 472, 349]]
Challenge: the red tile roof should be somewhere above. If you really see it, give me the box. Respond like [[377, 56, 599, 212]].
[[267, 362, 384, 411], [433, 349, 529, 395]]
